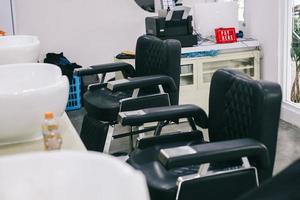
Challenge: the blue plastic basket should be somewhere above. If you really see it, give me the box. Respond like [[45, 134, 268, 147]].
[[66, 76, 81, 111]]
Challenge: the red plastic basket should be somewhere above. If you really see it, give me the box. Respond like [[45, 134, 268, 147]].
[[215, 28, 237, 44]]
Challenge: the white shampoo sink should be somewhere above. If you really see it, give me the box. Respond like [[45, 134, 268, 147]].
[[0, 63, 69, 144], [0, 35, 40, 64], [0, 151, 149, 200]]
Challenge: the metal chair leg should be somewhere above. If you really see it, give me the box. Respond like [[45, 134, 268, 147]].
[[103, 125, 114, 153]]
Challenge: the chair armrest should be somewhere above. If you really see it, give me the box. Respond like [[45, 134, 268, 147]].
[[107, 75, 177, 93], [74, 62, 135, 77], [137, 131, 204, 149], [118, 104, 208, 128], [158, 138, 270, 170]]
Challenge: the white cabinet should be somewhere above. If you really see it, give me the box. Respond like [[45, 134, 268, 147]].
[[115, 49, 260, 112], [180, 50, 260, 112]]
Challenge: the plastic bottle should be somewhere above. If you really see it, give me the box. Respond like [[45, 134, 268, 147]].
[[42, 112, 63, 150], [0, 30, 5, 36]]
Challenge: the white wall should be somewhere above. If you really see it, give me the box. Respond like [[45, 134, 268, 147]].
[[14, 0, 153, 66], [244, 0, 280, 82], [13, 0, 242, 68], [244, 0, 300, 127], [0, 0, 14, 35], [15, 0, 298, 125], [13, 0, 281, 80]]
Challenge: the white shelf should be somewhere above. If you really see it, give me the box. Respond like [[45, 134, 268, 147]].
[[203, 66, 254, 74], [182, 39, 260, 54]]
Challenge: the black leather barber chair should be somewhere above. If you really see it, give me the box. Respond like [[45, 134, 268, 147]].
[[237, 159, 300, 200], [75, 35, 181, 153], [117, 69, 282, 200]]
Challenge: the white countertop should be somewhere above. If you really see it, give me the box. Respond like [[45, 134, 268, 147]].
[[182, 38, 260, 54], [0, 113, 86, 156]]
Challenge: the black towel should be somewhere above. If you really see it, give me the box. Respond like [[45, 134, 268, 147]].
[[44, 52, 82, 82]]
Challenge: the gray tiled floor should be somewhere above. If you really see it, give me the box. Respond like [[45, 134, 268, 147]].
[[274, 121, 300, 173], [67, 108, 300, 174]]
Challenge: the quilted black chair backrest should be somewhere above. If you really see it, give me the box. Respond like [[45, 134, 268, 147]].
[[208, 69, 282, 177], [135, 35, 181, 105]]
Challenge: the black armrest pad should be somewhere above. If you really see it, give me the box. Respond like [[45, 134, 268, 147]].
[[158, 138, 270, 170], [106, 75, 177, 93], [118, 104, 208, 128], [74, 62, 135, 77], [137, 131, 204, 149]]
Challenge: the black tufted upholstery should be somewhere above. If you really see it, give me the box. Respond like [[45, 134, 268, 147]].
[[127, 69, 282, 200], [135, 35, 181, 106], [209, 71, 255, 141], [136, 38, 166, 75], [223, 79, 254, 139], [208, 70, 282, 180]]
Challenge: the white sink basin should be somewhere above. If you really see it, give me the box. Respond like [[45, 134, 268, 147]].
[[0, 151, 149, 200], [0, 35, 40, 64], [0, 63, 69, 144]]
